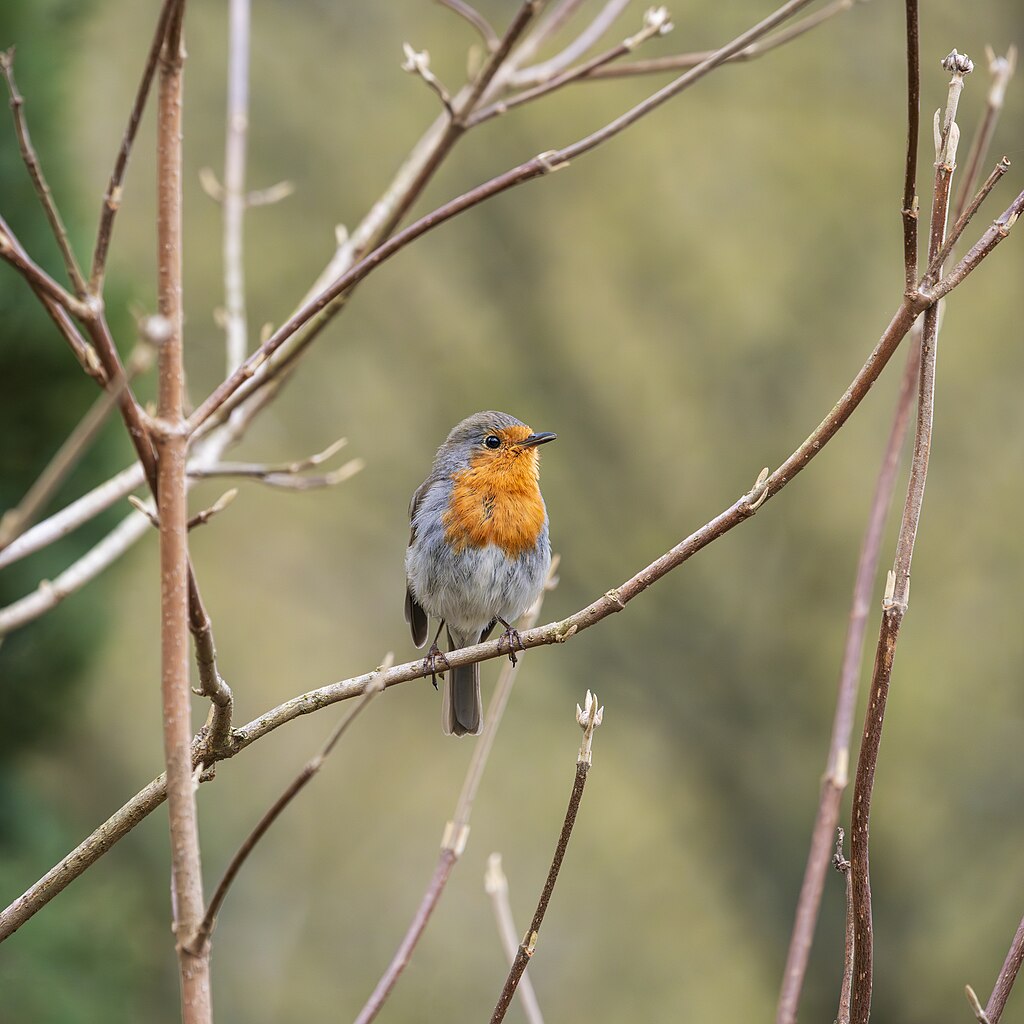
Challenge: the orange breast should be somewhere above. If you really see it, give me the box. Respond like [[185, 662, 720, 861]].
[[442, 447, 546, 557]]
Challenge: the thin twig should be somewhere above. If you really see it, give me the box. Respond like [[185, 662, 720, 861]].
[[91, 0, 180, 292], [186, 659, 389, 955], [188, 0, 826, 433], [0, 216, 93, 319], [485, 854, 546, 1024], [834, 829, 854, 1024], [582, 0, 861, 79], [466, 8, 673, 129], [6, 206, 1022, 934], [954, 46, 1016, 224], [901, 0, 920, 293], [849, 50, 972, 1024], [490, 691, 602, 1024], [0, 48, 87, 296], [774, 334, 920, 1024], [984, 913, 1024, 1024], [353, 567, 557, 1024]]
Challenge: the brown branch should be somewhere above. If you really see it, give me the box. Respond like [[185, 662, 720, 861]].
[[834, 829, 854, 1024], [7, 212, 1022, 936], [901, 0, 920, 292], [152, 6, 211, 1021], [849, 50, 972, 1024], [466, 8, 673, 129], [0, 216, 93, 319], [954, 46, 1016, 224], [490, 692, 602, 1024], [985, 913, 1024, 1024], [0, 48, 87, 296], [90, 0, 179, 292], [187, 0, 823, 433], [186, 661, 387, 956], [581, 0, 860, 80], [774, 335, 920, 1024]]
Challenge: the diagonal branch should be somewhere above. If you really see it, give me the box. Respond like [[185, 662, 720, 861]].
[[0, 48, 87, 296]]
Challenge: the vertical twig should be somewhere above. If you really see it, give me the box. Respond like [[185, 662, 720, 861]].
[[222, 0, 250, 374], [153, 5, 211, 1021], [984, 914, 1024, 1024], [834, 829, 854, 1024], [900, 0, 920, 293], [353, 567, 558, 1024], [489, 691, 603, 1024], [849, 50, 972, 1024], [774, 335, 920, 1024]]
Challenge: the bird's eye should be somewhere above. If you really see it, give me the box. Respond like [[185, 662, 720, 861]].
[[484, 434, 501, 449]]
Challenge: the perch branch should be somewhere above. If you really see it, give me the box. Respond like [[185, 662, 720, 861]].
[[984, 912, 1024, 1024]]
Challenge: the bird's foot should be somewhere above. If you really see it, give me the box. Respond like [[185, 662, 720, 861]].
[[496, 618, 523, 667], [423, 643, 450, 690]]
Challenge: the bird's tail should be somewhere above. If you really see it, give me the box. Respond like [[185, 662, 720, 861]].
[[442, 628, 482, 737]]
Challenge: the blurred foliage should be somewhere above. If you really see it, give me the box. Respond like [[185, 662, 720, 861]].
[[2, 1, 1024, 1022]]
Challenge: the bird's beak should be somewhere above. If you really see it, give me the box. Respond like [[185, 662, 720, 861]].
[[518, 432, 557, 448]]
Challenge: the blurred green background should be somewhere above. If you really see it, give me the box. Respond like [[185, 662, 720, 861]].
[[2, 1, 1023, 1021]]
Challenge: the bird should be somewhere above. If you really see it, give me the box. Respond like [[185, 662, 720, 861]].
[[404, 411, 556, 736]]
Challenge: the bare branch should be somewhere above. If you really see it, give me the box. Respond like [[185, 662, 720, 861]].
[[0, 48, 87, 295], [188, 0, 827, 433], [901, 0, 921, 292], [401, 43, 455, 117], [984, 913, 1024, 1024], [485, 854, 546, 1024], [583, 0, 861, 79], [90, 0, 180, 292], [775, 335, 920, 1024], [849, 51, 971, 1024], [834, 830, 854, 1024], [490, 691, 601, 1024], [954, 45, 1016, 223]]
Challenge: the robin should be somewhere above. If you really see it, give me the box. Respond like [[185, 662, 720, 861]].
[[404, 411, 556, 736]]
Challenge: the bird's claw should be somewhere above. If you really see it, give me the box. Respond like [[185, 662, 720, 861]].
[[497, 622, 523, 667], [423, 643, 450, 690]]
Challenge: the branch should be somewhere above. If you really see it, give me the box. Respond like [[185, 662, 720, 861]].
[[152, 6, 212, 1020], [984, 913, 1024, 1024], [849, 49, 972, 1024], [774, 334, 920, 1024], [485, 854, 546, 1024], [352, 567, 556, 1024], [489, 690, 602, 1024], [0, 48, 87, 296], [834, 830, 854, 1024], [953, 45, 1016, 224], [901, 0, 920, 292], [582, 0, 861, 80], [7, 223, 1022, 936], [90, 0, 179, 292], [187, 0, 827, 433]]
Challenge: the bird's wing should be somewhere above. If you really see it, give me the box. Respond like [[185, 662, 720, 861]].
[[404, 478, 431, 647]]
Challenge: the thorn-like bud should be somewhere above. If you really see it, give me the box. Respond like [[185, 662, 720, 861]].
[[401, 42, 430, 76], [576, 689, 604, 763], [941, 49, 974, 77]]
